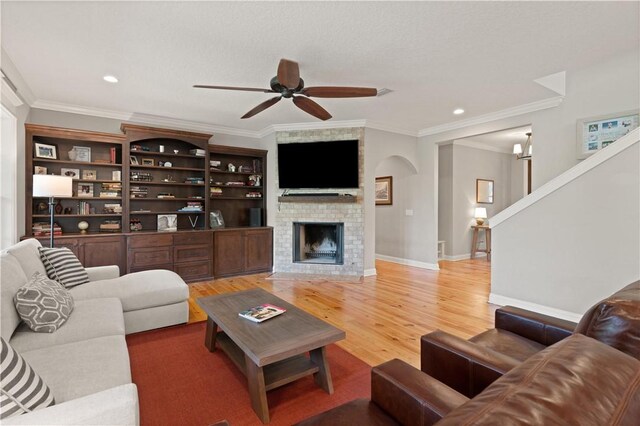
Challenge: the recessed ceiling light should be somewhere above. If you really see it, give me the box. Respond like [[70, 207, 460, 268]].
[[103, 75, 118, 83], [453, 108, 465, 115]]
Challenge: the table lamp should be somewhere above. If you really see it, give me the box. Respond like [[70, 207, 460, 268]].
[[33, 175, 73, 247], [474, 207, 487, 225]]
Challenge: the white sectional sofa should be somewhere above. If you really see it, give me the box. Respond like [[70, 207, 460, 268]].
[[1, 239, 190, 425]]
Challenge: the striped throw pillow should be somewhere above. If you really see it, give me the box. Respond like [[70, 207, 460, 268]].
[[0, 337, 55, 419], [38, 247, 89, 288]]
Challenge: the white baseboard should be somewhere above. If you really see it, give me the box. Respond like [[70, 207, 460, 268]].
[[442, 253, 487, 261], [488, 293, 582, 323], [363, 268, 377, 277], [375, 254, 440, 271]]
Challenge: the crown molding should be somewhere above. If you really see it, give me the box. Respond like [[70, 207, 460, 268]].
[[258, 119, 367, 138], [418, 96, 564, 137], [30, 99, 263, 138], [364, 120, 418, 137], [453, 139, 513, 154]]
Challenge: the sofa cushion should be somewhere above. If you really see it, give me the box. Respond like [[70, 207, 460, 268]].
[[14, 273, 74, 333], [70, 269, 188, 312], [575, 280, 640, 359], [0, 337, 55, 419], [5, 239, 46, 279], [468, 328, 546, 362], [38, 247, 89, 289], [21, 335, 132, 404], [10, 298, 125, 353], [438, 334, 640, 425], [0, 253, 28, 340]]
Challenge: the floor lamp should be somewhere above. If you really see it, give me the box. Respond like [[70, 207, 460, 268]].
[[33, 175, 73, 248]]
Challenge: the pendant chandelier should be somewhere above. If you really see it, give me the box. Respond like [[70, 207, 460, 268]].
[[513, 132, 532, 160]]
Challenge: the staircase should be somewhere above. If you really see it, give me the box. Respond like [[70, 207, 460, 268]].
[[488, 128, 639, 321]]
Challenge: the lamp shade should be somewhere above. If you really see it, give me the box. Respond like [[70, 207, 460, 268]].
[[513, 143, 523, 155], [474, 207, 487, 219], [33, 175, 73, 197]]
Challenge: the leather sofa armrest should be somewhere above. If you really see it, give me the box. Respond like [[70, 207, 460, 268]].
[[371, 359, 468, 426], [495, 306, 577, 346], [420, 330, 520, 397]]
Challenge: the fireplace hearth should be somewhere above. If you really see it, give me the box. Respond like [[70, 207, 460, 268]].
[[293, 222, 344, 265]]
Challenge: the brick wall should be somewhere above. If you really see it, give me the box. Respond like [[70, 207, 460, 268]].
[[274, 128, 365, 276]]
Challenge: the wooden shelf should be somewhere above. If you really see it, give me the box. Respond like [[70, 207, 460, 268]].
[[33, 214, 122, 218], [33, 159, 122, 167], [130, 211, 205, 215], [131, 165, 205, 172], [130, 198, 205, 201], [33, 196, 122, 200], [278, 195, 357, 203], [129, 181, 205, 186], [130, 150, 205, 159], [73, 179, 122, 184], [210, 186, 263, 189], [210, 170, 261, 176], [211, 197, 263, 201]]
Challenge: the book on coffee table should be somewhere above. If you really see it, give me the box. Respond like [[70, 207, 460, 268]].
[[239, 304, 286, 323]]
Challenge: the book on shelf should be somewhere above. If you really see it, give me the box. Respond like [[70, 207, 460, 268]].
[[238, 304, 286, 323], [99, 220, 121, 232], [189, 148, 206, 157], [77, 201, 93, 215], [32, 222, 62, 236], [130, 186, 149, 198], [103, 203, 122, 214], [109, 147, 122, 164]]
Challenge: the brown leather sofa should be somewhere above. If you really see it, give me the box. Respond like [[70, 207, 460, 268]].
[[296, 334, 640, 425], [421, 281, 640, 397]]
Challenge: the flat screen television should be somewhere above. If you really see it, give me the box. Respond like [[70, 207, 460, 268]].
[[278, 140, 359, 189]]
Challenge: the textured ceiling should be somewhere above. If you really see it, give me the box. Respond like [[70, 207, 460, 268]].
[[2, 1, 638, 133]]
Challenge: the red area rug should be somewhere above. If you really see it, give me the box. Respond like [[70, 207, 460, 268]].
[[126, 322, 370, 426]]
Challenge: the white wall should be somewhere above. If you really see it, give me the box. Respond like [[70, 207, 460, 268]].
[[491, 140, 640, 319], [510, 157, 526, 205], [374, 155, 418, 259], [363, 128, 422, 272], [438, 145, 453, 255]]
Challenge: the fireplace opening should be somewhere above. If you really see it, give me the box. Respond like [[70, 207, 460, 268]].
[[293, 222, 344, 265]]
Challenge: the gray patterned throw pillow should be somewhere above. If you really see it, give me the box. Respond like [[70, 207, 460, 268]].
[[14, 272, 74, 333], [0, 337, 55, 419], [38, 247, 89, 289]]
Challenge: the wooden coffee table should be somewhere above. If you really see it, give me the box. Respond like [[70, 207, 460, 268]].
[[197, 288, 346, 423]]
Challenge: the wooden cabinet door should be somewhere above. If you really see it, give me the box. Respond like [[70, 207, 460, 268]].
[[244, 229, 273, 273], [51, 239, 80, 260], [213, 230, 245, 277], [82, 236, 125, 273], [128, 246, 174, 270]]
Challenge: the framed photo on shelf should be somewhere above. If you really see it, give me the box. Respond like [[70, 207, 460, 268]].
[[73, 146, 91, 162], [157, 214, 178, 232], [61, 168, 80, 178], [141, 158, 155, 166], [576, 110, 639, 159], [77, 183, 94, 197], [34, 142, 58, 159], [375, 176, 393, 205], [82, 170, 97, 180], [34, 166, 47, 175], [112, 170, 121, 181], [130, 156, 139, 165], [210, 210, 225, 228]]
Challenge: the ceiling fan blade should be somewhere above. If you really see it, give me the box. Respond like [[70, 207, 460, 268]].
[[292, 96, 332, 121], [277, 59, 300, 89], [241, 96, 282, 119], [194, 85, 276, 93], [301, 86, 378, 98]]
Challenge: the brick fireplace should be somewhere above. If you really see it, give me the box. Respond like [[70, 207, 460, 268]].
[[274, 127, 365, 276]]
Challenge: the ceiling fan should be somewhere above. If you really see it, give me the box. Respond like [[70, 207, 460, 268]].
[[194, 59, 378, 121]]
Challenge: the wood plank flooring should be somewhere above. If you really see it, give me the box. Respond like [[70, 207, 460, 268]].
[[189, 259, 496, 368]]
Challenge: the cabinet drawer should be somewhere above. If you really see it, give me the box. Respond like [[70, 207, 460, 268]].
[[174, 244, 211, 263], [128, 247, 173, 268], [174, 260, 211, 281], [173, 232, 211, 246], [128, 234, 173, 249]]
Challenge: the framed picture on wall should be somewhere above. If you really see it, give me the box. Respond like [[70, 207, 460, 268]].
[[375, 176, 393, 205], [576, 110, 639, 159]]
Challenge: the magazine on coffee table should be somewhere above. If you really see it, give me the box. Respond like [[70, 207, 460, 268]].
[[239, 304, 286, 323]]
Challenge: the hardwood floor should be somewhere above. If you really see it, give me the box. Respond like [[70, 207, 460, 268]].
[[189, 259, 496, 368]]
